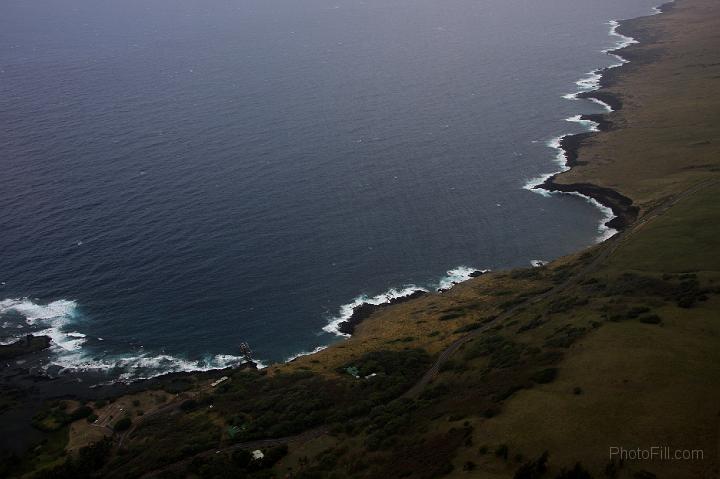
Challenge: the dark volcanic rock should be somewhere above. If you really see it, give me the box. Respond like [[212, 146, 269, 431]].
[[577, 90, 623, 112], [559, 132, 595, 167], [538, 179, 639, 231], [0, 335, 51, 360], [337, 290, 428, 335], [581, 113, 614, 132]]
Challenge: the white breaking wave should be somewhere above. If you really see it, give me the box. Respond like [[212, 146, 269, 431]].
[[524, 3, 670, 241], [563, 192, 618, 241], [560, 19, 637, 102], [322, 284, 428, 337], [0, 297, 262, 382], [0, 298, 78, 324], [523, 136, 570, 192], [587, 96, 613, 113], [323, 265, 489, 338], [566, 115, 600, 132], [285, 345, 328, 363], [605, 20, 638, 54], [436, 266, 489, 291], [0, 298, 85, 353], [47, 351, 264, 382], [575, 70, 603, 91]]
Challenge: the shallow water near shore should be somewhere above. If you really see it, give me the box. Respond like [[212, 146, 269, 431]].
[[0, 0, 661, 379]]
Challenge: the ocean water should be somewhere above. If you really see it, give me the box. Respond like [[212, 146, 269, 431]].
[[0, 0, 662, 380]]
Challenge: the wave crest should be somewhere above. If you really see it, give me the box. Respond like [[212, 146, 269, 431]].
[[0, 297, 261, 382], [323, 265, 489, 337], [524, 4, 669, 239]]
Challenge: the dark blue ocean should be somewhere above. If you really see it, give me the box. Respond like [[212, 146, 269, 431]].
[[0, 0, 661, 379]]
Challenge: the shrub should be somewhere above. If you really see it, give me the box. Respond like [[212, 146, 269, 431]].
[[500, 297, 526, 310], [626, 306, 650, 319], [544, 327, 585, 348], [495, 444, 509, 460], [604, 459, 621, 478], [514, 451, 549, 479], [231, 449, 252, 467], [180, 399, 198, 412], [35, 438, 112, 479], [439, 360, 460, 372], [483, 407, 499, 418], [639, 314, 662, 324], [494, 385, 524, 402], [439, 311, 464, 321], [113, 417, 132, 432], [511, 268, 542, 280], [531, 368, 558, 384], [548, 296, 588, 315], [454, 322, 483, 333], [518, 316, 547, 333], [70, 405, 93, 421], [555, 462, 592, 479]]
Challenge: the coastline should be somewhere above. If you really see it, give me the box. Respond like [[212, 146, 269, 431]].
[[7, 0, 720, 475], [531, 2, 675, 233], [0, 2, 672, 386], [305, 1, 670, 360]]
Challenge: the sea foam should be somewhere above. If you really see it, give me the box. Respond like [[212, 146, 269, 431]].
[[322, 284, 429, 337], [0, 298, 85, 353], [323, 265, 489, 338], [285, 345, 329, 363], [47, 351, 263, 382], [0, 297, 261, 382], [524, 4, 668, 241]]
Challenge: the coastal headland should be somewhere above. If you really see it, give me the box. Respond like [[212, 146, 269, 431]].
[[2, 0, 720, 477]]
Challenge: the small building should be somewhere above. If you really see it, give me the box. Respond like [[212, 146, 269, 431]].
[[252, 449, 265, 460]]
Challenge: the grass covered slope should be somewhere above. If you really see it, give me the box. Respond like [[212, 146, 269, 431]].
[[3, 0, 720, 478], [555, 0, 720, 210]]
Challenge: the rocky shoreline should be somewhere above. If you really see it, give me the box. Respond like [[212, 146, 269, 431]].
[[0, 335, 51, 360], [335, 269, 488, 335], [539, 180, 638, 230], [336, 290, 428, 336], [0, 0, 674, 456], [533, 9, 668, 232]]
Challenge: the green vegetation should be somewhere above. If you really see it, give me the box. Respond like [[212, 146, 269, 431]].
[[35, 438, 112, 479], [112, 417, 131, 432], [3, 2, 720, 478], [32, 402, 94, 432]]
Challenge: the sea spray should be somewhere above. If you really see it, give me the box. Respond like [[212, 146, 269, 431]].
[[523, 3, 669, 241], [0, 297, 261, 382], [323, 266, 488, 338]]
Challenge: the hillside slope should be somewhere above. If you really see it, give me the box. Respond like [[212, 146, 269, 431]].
[[2, 0, 719, 478]]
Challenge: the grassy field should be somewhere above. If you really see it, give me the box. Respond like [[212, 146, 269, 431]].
[[3, 0, 720, 478], [555, 0, 720, 210]]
